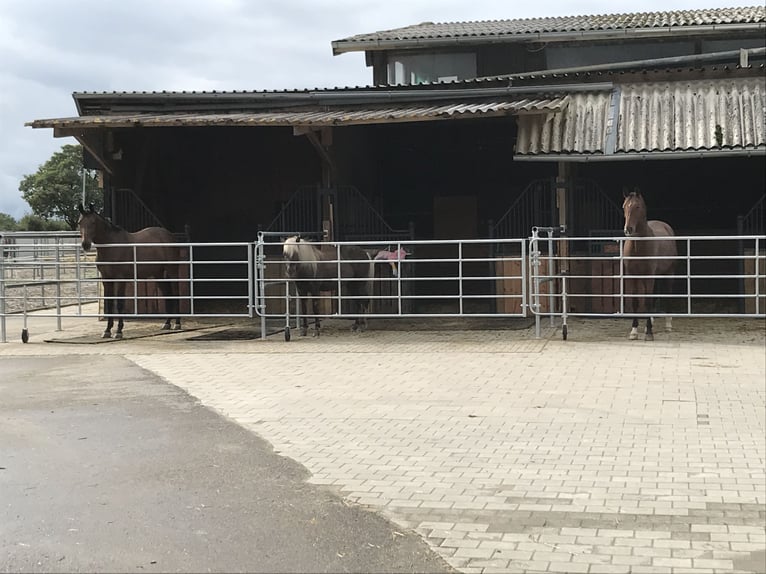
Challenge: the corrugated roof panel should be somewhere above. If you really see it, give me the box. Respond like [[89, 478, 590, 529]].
[[333, 6, 765, 52], [515, 92, 611, 154], [29, 98, 568, 130], [618, 77, 766, 152], [514, 77, 766, 156]]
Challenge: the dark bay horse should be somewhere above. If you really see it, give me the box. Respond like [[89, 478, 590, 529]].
[[622, 190, 677, 341], [283, 236, 374, 337], [77, 204, 182, 339]]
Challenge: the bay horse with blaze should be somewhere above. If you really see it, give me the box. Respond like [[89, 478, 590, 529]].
[[77, 203, 182, 339], [622, 189, 677, 341]]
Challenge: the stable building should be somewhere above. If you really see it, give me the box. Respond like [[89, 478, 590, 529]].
[[27, 6, 766, 315]]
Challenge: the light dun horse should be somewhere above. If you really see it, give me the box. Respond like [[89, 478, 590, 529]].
[[77, 204, 182, 339], [283, 236, 374, 337], [622, 189, 677, 341]]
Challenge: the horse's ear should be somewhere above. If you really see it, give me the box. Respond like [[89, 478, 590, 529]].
[[622, 187, 630, 198], [633, 186, 642, 197], [88, 203, 95, 213], [77, 203, 85, 214]]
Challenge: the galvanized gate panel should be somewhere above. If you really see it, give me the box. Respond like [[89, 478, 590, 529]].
[[527, 229, 766, 338], [254, 234, 529, 339], [0, 232, 254, 343]]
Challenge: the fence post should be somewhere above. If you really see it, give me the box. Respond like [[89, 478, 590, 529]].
[[0, 238, 5, 343], [737, 215, 745, 314], [55, 238, 62, 331]]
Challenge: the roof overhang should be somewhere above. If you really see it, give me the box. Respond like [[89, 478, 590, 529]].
[[32, 98, 570, 132], [28, 83, 614, 132]]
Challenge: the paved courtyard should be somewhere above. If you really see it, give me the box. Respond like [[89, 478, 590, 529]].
[[1, 310, 764, 573]]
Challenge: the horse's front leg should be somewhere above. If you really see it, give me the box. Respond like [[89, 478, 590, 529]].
[[643, 278, 656, 341], [102, 280, 114, 338], [626, 278, 640, 340], [114, 281, 126, 339]]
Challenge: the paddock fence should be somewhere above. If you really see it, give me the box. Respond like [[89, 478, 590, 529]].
[[0, 231, 254, 343], [1, 230, 763, 343], [527, 227, 765, 338]]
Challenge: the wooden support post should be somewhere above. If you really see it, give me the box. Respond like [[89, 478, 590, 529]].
[[295, 126, 336, 239]]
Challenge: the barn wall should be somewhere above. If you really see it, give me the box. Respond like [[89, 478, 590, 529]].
[[334, 117, 553, 239], [577, 157, 766, 234], [108, 126, 322, 241], [102, 122, 763, 245]]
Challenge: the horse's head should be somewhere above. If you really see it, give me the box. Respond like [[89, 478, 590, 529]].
[[77, 203, 99, 251], [622, 188, 647, 237], [282, 235, 302, 278]]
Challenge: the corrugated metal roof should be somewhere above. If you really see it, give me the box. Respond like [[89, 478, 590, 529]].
[[30, 98, 567, 129], [515, 76, 766, 157], [515, 93, 612, 154], [333, 6, 765, 53]]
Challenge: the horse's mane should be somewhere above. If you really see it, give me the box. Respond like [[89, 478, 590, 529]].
[[283, 236, 322, 258], [99, 214, 124, 233], [82, 210, 124, 233], [283, 236, 321, 277]]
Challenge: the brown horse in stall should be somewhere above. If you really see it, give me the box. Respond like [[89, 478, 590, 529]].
[[77, 204, 182, 339], [622, 189, 678, 341]]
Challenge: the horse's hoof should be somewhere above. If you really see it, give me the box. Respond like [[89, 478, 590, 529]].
[[102, 332, 112, 339], [173, 325, 182, 331], [300, 329, 308, 337], [162, 324, 171, 330], [628, 332, 638, 340], [644, 333, 654, 342], [114, 332, 124, 340]]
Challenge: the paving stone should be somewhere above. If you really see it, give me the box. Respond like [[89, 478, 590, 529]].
[[9, 313, 763, 574]]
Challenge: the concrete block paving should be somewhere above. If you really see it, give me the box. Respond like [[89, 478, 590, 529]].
[[3, 311, 764, 573]]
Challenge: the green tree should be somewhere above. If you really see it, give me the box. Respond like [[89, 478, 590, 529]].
[[18, 214, 68, 231], [0, 212, 18, 231], [19, 144, 102, 229]]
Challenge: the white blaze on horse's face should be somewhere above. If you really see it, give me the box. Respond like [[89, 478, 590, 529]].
[[623, 194, 645, 237]]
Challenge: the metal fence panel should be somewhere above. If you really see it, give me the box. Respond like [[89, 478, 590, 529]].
[[1, 232, 254, 343], [254, 233, 528, 339], [527, 228, 765, 338]]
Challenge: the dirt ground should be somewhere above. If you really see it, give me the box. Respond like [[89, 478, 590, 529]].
[[545, 315, 766, 345], [207, 314, 765, 347]]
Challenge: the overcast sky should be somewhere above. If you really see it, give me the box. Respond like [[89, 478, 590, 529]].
[[0, 0, 758, 219]]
